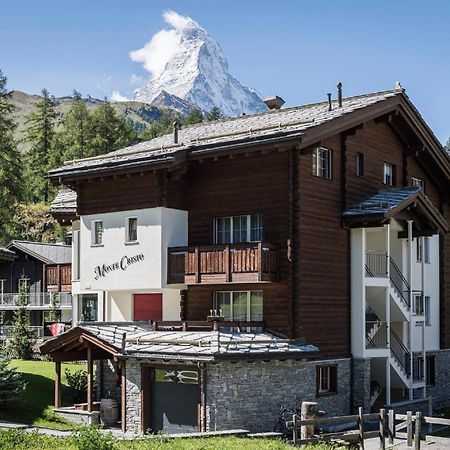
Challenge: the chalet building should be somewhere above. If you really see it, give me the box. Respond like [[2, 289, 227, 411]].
[[0, 240, 72, 339], [40, 87, 450, 434]]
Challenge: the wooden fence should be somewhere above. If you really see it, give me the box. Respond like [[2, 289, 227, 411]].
[[286, 406, 450, 449]]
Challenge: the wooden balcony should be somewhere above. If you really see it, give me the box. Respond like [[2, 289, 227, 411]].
[[46, 264, 72, 293], [167, 242, 279, 285]]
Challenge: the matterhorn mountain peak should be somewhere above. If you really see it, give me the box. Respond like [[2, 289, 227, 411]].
[[131, 10, 266, 117]]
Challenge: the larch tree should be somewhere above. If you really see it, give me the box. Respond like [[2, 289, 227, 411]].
[[207, 106, 223, 121], [0, 70, 22, 243], [184, 107, 203, 125], [22, 88, 58, 203]]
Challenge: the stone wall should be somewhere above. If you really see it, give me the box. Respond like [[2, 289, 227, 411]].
[[351, 358, 371, 413], [205, 358, 351, 432], [124, 359, 142, 434], [100, 360, 121, 401], [427, 349, 450, 409]]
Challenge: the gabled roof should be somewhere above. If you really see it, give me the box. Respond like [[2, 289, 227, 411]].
[[40, 322, 318, 362], [7, 240, 72, 265], [48, 89, 409, 180], [343, 186, 448, 233], [0, 247, 16, 262], [49, 188, 77, 217]]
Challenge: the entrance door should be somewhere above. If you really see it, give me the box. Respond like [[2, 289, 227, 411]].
[[149, 368, 199, 434], [133, 294, 162, 321]]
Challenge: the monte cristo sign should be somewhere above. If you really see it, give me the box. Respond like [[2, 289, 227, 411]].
[[94, 253, 145, 280]]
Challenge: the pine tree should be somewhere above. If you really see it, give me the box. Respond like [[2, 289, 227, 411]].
[[140, 109, 180, 141], [7, 281, 36, 360], [61, 90, 91, 160], [0, 70, 22, 243], [47, 293, 61, 323], [207, 106, 223, 121], [0, 350, 26, 406], [88, 101, 137, 156], [184, 107, 203, 125], [22, 88, 58, 203]]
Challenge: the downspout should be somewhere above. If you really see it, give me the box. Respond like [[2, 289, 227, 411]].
[[198, 362, 207, 432], [408, 220, 414, 400]]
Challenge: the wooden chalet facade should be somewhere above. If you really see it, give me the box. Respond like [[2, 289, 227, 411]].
[[42, 87, 450, 434]]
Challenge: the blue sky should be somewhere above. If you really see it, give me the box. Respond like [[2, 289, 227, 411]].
[[1, 0, 449, 142]]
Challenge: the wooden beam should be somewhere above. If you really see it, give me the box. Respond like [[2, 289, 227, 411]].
[[121, 361, 127, 433], [55, 361, 61, 408], [87, 345, 93, 412]]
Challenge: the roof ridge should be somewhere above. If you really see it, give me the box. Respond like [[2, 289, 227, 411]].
[[11, 239, 70, 248]]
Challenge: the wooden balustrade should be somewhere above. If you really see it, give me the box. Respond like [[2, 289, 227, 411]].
[[46, 264, 72, 292], [168, 242, 278, 284]]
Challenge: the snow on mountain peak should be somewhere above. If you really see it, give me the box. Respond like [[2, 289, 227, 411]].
[[130, 10, 266, 117]]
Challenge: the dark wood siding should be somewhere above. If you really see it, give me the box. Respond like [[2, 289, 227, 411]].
[[185, 152, 292, 338], [442, 204, 450, 348], [295, 136, 349, 358]]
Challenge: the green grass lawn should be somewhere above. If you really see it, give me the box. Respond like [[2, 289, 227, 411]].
[[0, 359, 86, 430], [0, 428, 341, 450]]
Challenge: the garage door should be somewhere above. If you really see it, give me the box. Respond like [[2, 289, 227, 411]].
[[149, 368, 199, 434], [133, 294, 162, 321]]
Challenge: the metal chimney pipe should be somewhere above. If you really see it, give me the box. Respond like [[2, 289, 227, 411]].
[[173, 121, 179, 144], [327, 93, 332, 111], [337, 82, 343, 107]]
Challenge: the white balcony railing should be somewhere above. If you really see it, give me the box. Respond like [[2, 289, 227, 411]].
[[0, 325, 44, 338], [0, 292, 72, 308]]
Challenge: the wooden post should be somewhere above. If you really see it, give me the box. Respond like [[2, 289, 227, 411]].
[[194, 247, 200, 283], [292, 413, 298, 445], [300, 401, 317, 440], [87, 345, 93, 412], [257, 242, 262, 280], [54, 360, 61, 408], [358, 406, 365, 449], [388, 409, 395, 445], [428, 397, 433, 434], [407, 411, 413, 447], [121, 360, 126, 433], [225, 244, 231, 282], [414, 411, 422, 450], [379, 408, 386, 449]]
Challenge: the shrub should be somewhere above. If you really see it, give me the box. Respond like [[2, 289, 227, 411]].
[[72, 426, 115, 450], [65, 368, 95, 403], [0, 350, 26, 406]]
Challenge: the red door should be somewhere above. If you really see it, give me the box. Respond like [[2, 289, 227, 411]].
[[133, 294, 162, 321]]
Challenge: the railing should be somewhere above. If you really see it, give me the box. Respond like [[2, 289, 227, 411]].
[[365, 252, 411, 309], [168, 242, 278, 284], [365, 321, 388, 349], [0, 292, 72, 308], [0, 325, 44, 338], [389, 256, 411, 308], [390, 328, 411, 376], [153, 320, 265, 332]]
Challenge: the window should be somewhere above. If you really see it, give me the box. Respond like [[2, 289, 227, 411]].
[[316, 365, 337, 395], [17, 277, 29, 292], [424, 237, 430, 264], [383, 163, 395, 186], [413, 294, 424, 316], [426, 355, 435, 386], [312, 147, 332, 179], [215, 291, 263, 321], [355, 152, 364, 177], [126, 217, 138, 242], [73, 230, 80, 281], [79, 295, 98, 321], [92, 220, 103, 245], [425, 296, 431, 326], [412, 177, 425, 190], [215, 215, 262, 244], [417, 238, 423, 262]]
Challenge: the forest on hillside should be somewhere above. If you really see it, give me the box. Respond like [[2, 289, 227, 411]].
[[0, 69, 224, 245]]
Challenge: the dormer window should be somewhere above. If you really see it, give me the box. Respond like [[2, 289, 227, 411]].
[[214, 214, 262, 244]]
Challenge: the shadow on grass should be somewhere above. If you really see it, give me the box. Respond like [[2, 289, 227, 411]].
[[0, 371, 75, 427]]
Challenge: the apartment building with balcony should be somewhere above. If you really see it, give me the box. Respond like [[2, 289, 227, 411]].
[[41, 87, 450, 434], [0, 240, 72, 339]]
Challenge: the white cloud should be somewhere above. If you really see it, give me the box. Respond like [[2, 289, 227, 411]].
[[129, 10, 200, 79], [129, 74, 143, 84], [110, 91, 129, 102]]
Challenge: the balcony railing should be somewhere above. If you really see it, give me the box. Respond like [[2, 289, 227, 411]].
[[0, 292, 72, 308], [0, 325, 44, 338], [167, 242, 278, 285]]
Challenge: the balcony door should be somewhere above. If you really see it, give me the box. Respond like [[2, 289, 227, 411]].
[[133, 294, 162, 321]]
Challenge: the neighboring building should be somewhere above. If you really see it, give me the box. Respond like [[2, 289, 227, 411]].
[[41, 87, 450, 434], [0, 240, 72, 339]]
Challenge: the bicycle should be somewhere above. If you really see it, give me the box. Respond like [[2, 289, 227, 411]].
[[273, 403, 301, 436]]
